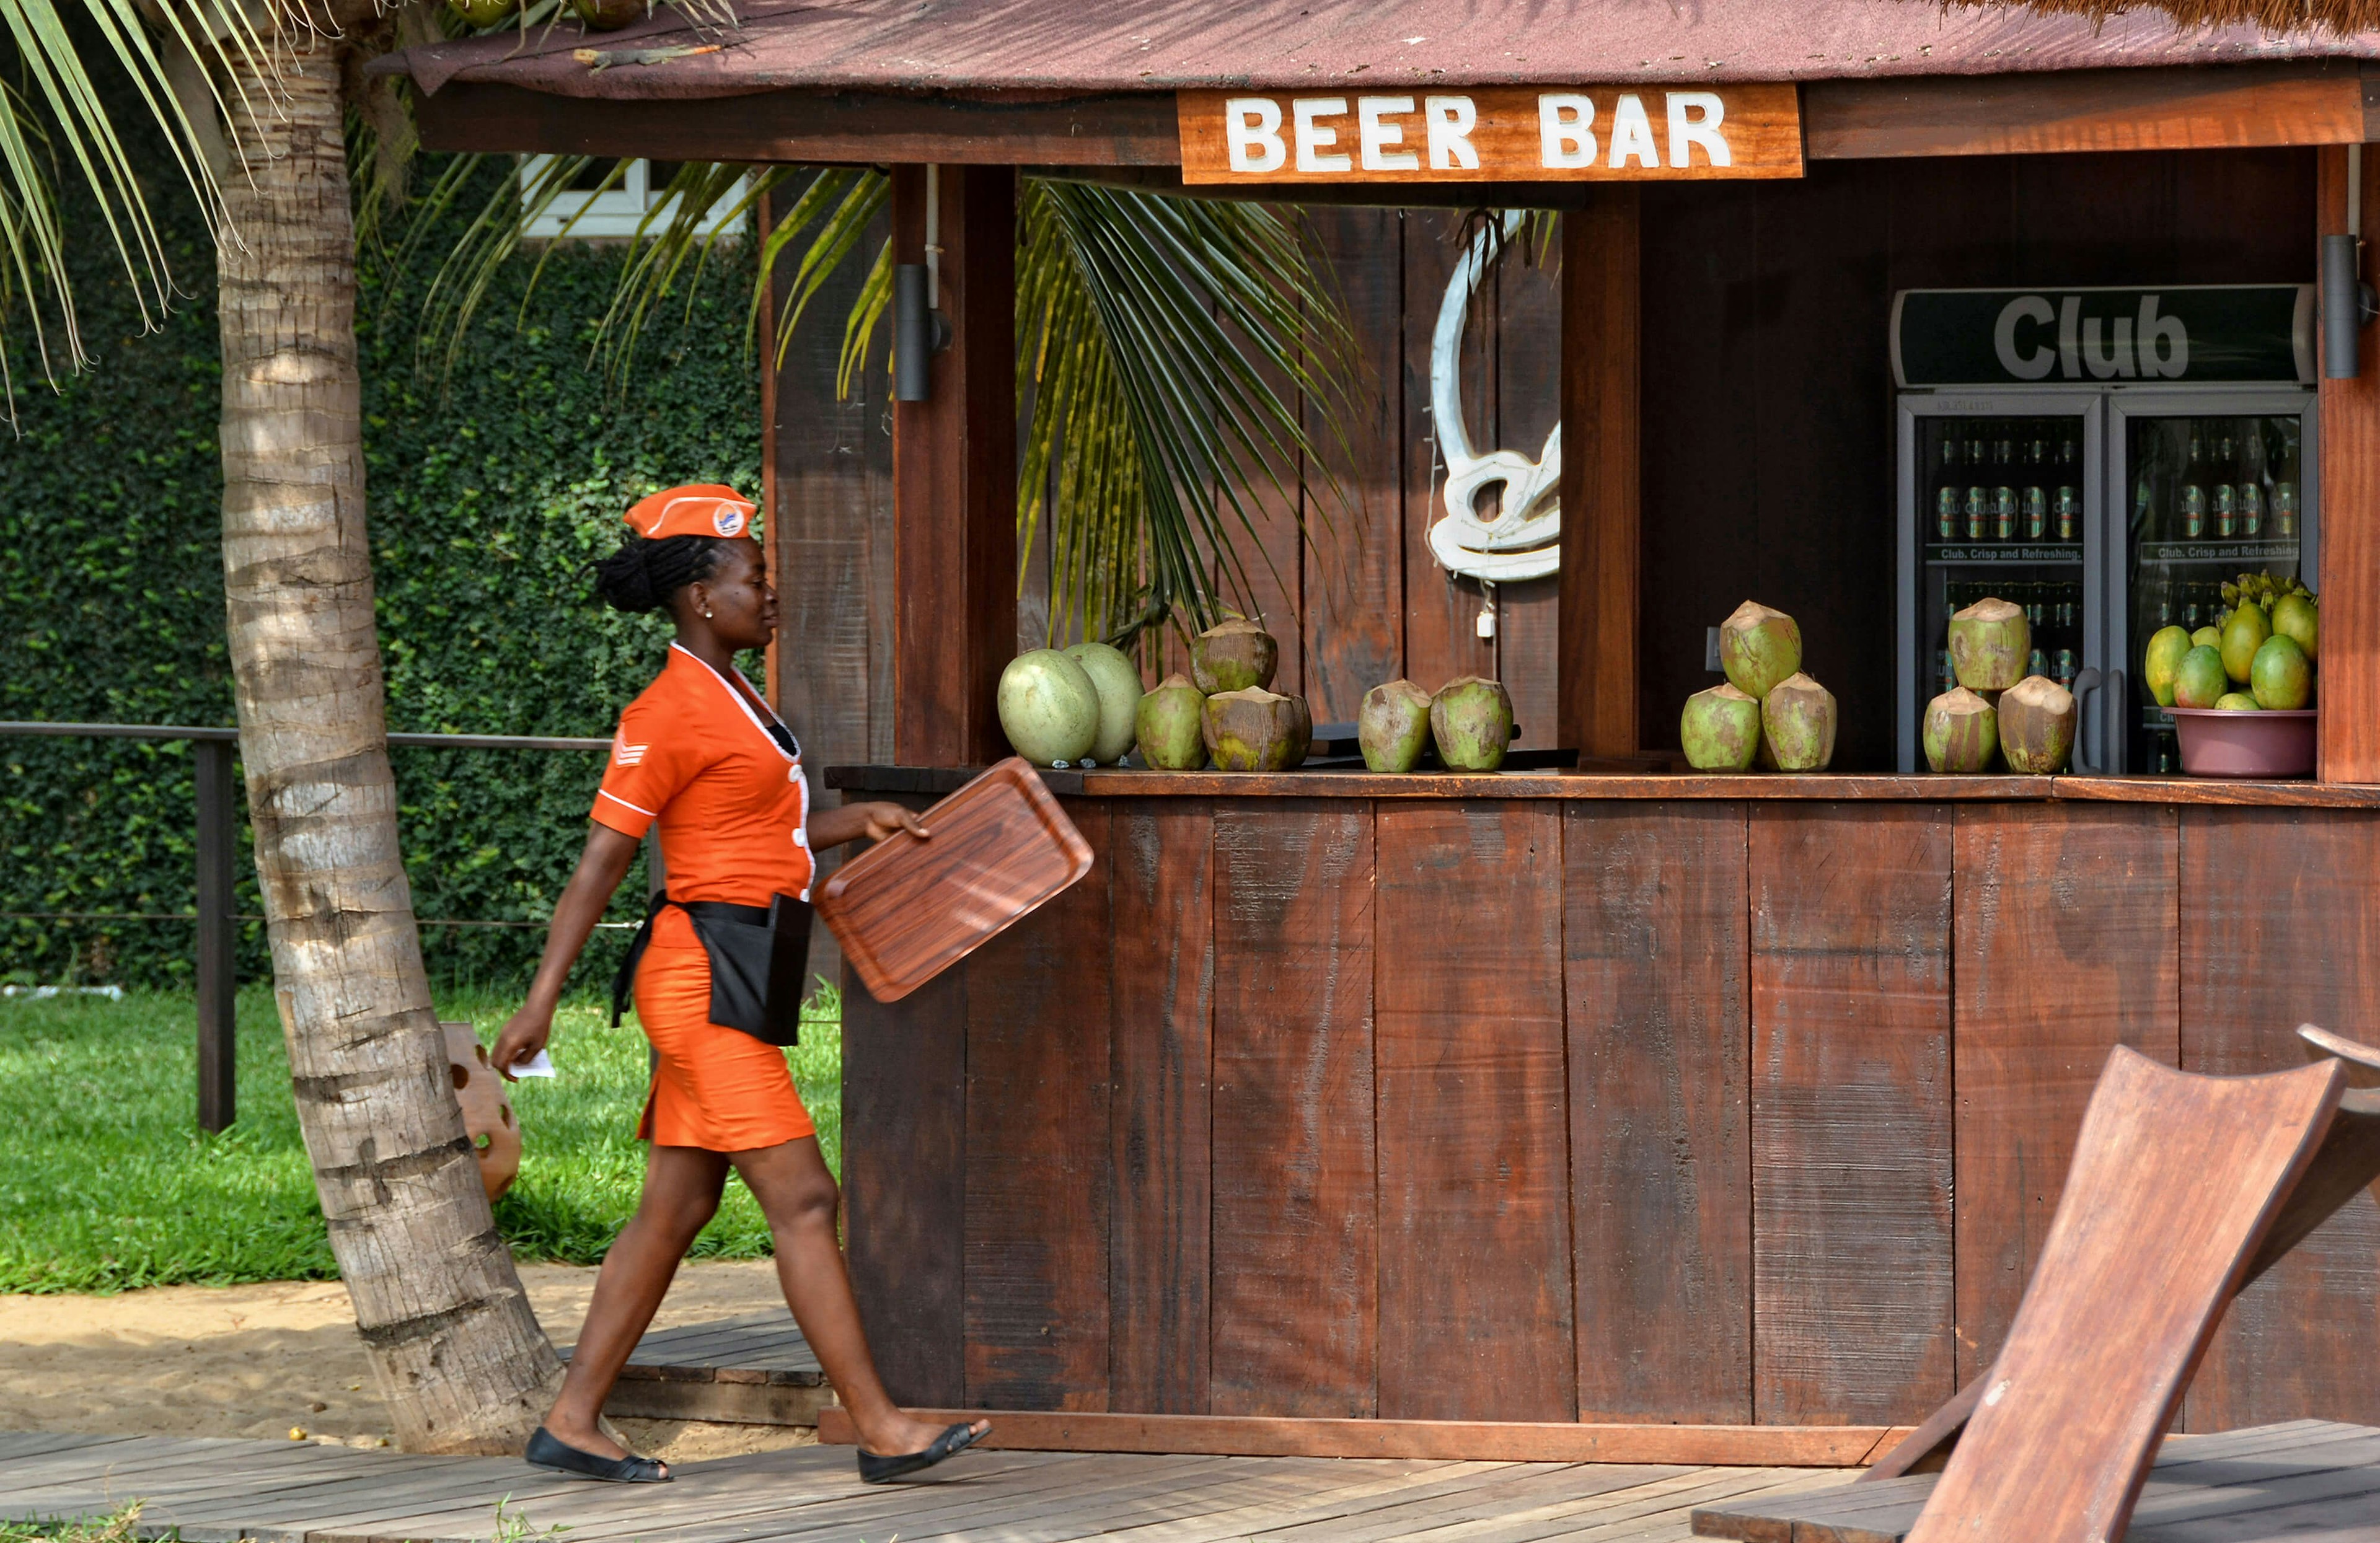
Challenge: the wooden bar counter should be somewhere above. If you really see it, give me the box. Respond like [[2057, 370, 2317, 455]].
[[826, 767, 2380, 1457]]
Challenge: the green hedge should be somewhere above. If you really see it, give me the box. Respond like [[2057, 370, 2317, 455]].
[[0, 156, 760, 989]]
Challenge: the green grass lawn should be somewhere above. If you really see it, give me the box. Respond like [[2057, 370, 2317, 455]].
[[0, 982, 840, 1294]]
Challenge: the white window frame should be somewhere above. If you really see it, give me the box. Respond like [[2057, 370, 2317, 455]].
[[521, 157, 748, 240]]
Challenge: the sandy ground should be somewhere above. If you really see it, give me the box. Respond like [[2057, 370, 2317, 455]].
[[0, 1260, 818, 1463]]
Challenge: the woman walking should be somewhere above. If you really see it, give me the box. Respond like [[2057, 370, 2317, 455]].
[[492, 484, 987, 1485]]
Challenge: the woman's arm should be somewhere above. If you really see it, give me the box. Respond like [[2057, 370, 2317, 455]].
[[491, 822, 643, 1079], [809, 799, 930, 851]]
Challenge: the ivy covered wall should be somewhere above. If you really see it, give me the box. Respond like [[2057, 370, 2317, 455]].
[[0, 159, 762, 989]]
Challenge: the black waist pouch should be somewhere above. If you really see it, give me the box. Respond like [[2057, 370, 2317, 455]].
[[613, 893, 812, 1047]]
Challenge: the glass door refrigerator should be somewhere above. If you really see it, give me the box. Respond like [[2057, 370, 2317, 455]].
[[1894, 394, 2103, 773], [1893, 284, 2315, 775], [2108, 393, 2316, 774]]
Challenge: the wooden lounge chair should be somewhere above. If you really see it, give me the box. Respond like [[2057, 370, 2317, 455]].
[[1695, 1026, 2380, 1543]]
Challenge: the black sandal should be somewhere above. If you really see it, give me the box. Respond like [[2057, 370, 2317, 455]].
[[857, 1421, 988, 1484], [525, 1426, 671, 1484]]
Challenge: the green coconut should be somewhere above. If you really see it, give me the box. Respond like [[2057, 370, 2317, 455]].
[[1681, 683, 1763, 772], [1191, 617, 1279, 695], [2250, 634, 2312, 710], [2272, 592, 2319, 661], [1064, 641, 1145, 764], [1949, 597, 2030, 692], [997, 649, 1100, 767], [1430, 676, 1515, 772], [1720, 601, 1803, 701], [1998, 675, 2076, 775], [1359, 680, 1433, 773], [1761, 673, 1837, 771], [1135, 673, 1209, 770], [1204, 687, 1308, 772], [1923, 687, 1998, 774], [451, 0, 513, 25]]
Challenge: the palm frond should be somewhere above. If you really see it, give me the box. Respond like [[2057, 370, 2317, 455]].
[[0, 0, 263, 416], [559, 160, 1363, 652], [1020, 178, 1361, 644]]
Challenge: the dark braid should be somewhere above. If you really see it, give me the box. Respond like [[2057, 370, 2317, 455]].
[[592, 535, 736, 615]]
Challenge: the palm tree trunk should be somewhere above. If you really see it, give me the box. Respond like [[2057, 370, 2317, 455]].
[[214, 20, 561, 1454]]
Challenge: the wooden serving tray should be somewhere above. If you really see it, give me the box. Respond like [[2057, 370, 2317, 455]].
[[816, 757, 1094, 1003]]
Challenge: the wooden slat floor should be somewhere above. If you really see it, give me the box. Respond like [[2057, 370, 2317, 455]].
[[0, 1430, 1851, 1543], [1690, 1420, 2380, 1541], [576, 1311, 826, 1386], [563, 1311, 829, 1425]]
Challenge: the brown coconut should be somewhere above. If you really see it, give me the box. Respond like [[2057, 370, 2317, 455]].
[[1760, 673, 1837, 772], [1949, 597, 2030, 692], [1203, 687, 1307, 771], [1922, 687, 1998, 774], [1998, 674, 2077, 775], [1191, 617, 1279, 695], [443, 1022, 521, 1203], [1720, 600, 1804, 701]]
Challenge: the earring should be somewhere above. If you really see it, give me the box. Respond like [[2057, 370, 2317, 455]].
[[703, 608, 714, 618]]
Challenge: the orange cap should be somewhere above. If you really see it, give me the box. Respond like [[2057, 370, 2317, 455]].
[[625, 483, 756, 541]]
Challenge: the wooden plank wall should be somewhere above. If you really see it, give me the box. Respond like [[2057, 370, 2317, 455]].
[[850, 793, 2380, 1432], [1267, 209, 1559, 741]]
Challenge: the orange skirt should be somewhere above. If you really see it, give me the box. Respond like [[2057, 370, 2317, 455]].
[[632, 906, 815, 1151]]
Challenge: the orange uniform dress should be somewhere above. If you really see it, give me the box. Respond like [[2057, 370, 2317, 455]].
[[593, 643, 816, 1151]]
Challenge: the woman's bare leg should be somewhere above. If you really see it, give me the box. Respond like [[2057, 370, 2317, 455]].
[[542, 1143, 729, 1464], [733, 1136, 987, 1456]]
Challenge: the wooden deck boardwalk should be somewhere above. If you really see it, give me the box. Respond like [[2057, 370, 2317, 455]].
[[1690, 1420, 2380, 1542], [5, 1423, 2378, 1542], [589, 1312, 829, 1426], [0, 1430, 1852, 1543]]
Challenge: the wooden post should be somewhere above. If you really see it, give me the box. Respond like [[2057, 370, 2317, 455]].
[[193, 738, 236, 1133], [891, 164, 1017, 768], [1557, 188, 1642, 760], [2319, 145, 2380, 784]]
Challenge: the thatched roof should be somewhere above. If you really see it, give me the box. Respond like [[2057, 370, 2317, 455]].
[[1959, 1, 2380, 37]]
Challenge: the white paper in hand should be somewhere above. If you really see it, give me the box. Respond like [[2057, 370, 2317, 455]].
[[509, 1049, 556, 1079]]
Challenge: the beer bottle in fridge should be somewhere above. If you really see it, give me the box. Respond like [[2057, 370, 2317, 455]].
[[1934, 435, 1960, 540]]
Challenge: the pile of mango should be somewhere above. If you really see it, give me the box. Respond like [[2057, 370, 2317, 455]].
[[2144, 572, 2318, 713]]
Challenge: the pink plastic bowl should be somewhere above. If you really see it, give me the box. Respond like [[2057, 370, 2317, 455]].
[[2164, 708, 2317, 778]]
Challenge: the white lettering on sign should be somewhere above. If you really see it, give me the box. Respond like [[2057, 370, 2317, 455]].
[[1667, 92, 1730, 167], [1426, 95, 1479, 169], [1608, 94, 1660, 169], [1294, 97, 1352, 173], [1181, 84, 1800, 183], [1225, 97, 1285, 173], [1994, 295, 2058, 380], [1996, 293, 2192, 380], [1359, 95, 1421, 171], [1537, 94, 1595, 169]]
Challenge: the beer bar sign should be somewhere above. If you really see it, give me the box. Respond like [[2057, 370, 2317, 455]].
[[1893, 286, 2316, 387], [1176, 85, 1804, 185]]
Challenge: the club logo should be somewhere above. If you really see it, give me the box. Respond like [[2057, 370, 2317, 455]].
[[714, 505, 747, 537]]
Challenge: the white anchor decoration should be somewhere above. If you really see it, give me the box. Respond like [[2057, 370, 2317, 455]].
[[1428, 211, 1562, 587]]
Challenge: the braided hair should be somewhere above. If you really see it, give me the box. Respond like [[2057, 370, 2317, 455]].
[[593, 535, 738, 615]]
